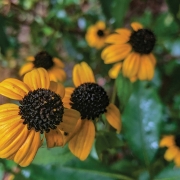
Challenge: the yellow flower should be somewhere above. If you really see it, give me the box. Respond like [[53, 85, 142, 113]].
[[19, 51, 66, 82], [102, 22, 156, 81], [62, 62, 121, 160], [159, 135, 180, 167], [0, 68, 80, 167], [85, 21, 109, 49]]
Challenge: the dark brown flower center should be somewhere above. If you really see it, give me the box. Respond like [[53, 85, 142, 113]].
[[97, 30, 105, 37], [70, 83, 109, 120], [129, 29, 156, 54], [175, 135, 180, 148], [33, 51, 54, 70], [19, 88, 64, 133]]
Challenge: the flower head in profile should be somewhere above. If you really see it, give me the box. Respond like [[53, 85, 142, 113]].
[[160, 135, 180, 167], [101, 22, 156, 82], [63, 62, 121, 160], [0, 68, 80, 167], [85, 21, 109, 49], [19, 51, 66, 82]]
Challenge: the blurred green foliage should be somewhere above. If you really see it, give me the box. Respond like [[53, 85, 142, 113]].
[[1, 0, 180, 179]]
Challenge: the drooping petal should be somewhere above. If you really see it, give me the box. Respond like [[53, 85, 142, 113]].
[[17, 130, 41, 167], [105, 103, 121, 133], [49, 81, 65, 99], [137, 55, 154, 81], [159, 135, 175, 147], [131, 22, 143, 31], [0, 122, 29, 158], [0, 79, 30, 100], [101, 44, 132, 64], [63, 118, 82, 145], [48, 67, 66, 82], [68, 119, 95, 160], [45, 129, 64, 148], [164, 146, 179, 161], [13, 130, 39, 165], [122, 52, 141, 78], [73, 62, 95, 87], [59, 109, 80, 132], [53, 57, 65, 68], [19, 63, 34, 76], [62, 87, 74, 109], [108, 63, 122, 79], [23, 68, 50, 90]]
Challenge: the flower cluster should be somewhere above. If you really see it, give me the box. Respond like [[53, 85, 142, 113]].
[[3, 20, 176, 170], [0, 55, 121, 166]]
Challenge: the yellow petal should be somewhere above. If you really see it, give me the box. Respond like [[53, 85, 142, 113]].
[[63, 118, 82, 145], [14, 130, 37, 164], [19, 63, 34, 76], [137, 55, 154, 81], [131, 22, 143, 31], [115, 28, 131, 37], [53, 57, 65, 68], [105, 103, 121, 133], [0, 123, 28, 158], [48, 67, 66, 82], [164, 146, 179, 161], [23, 68, 50, 90], [105, 33, 129, 44], [159, 135, 175, 147], [0, 121, 24, 151], [0, 104, 20, 124], [49, 81, 65, 99], [18, 131, 41, 167], [101, 44, 132, 64], [68, 119, 95, 160], [73, 62, 95, 87], [59, 109, 80, 132], [122, 52, 141, 78], [26, 56, 35, 61], [62, 87, 74, 109], [108, 63, 122, 79], [0, 78, 30, 100], [149, 53, 156, 66], [45, 129, 64, 148], [96, 21, 106, 29], [130, 76, 137, 82]]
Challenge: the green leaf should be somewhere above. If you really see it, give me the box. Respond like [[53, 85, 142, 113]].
[[122, 82, 162, 166], [166, 0, 180, 25], [32, 146, 74, 166], [18, 157, 133, 180], [154, 164, 180, 180], [116, 73, 133, 111], [111, 0, 131, 28], [99, 0, 114, 19]]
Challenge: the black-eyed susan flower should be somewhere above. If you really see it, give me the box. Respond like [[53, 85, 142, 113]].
[[85, 21, 109, 49], [102, 22, 156, 81], [160, 135, 180, 167], [0, 68, 80, 167], [62, 62, 121, 160], [19, 51, 66, 82]]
